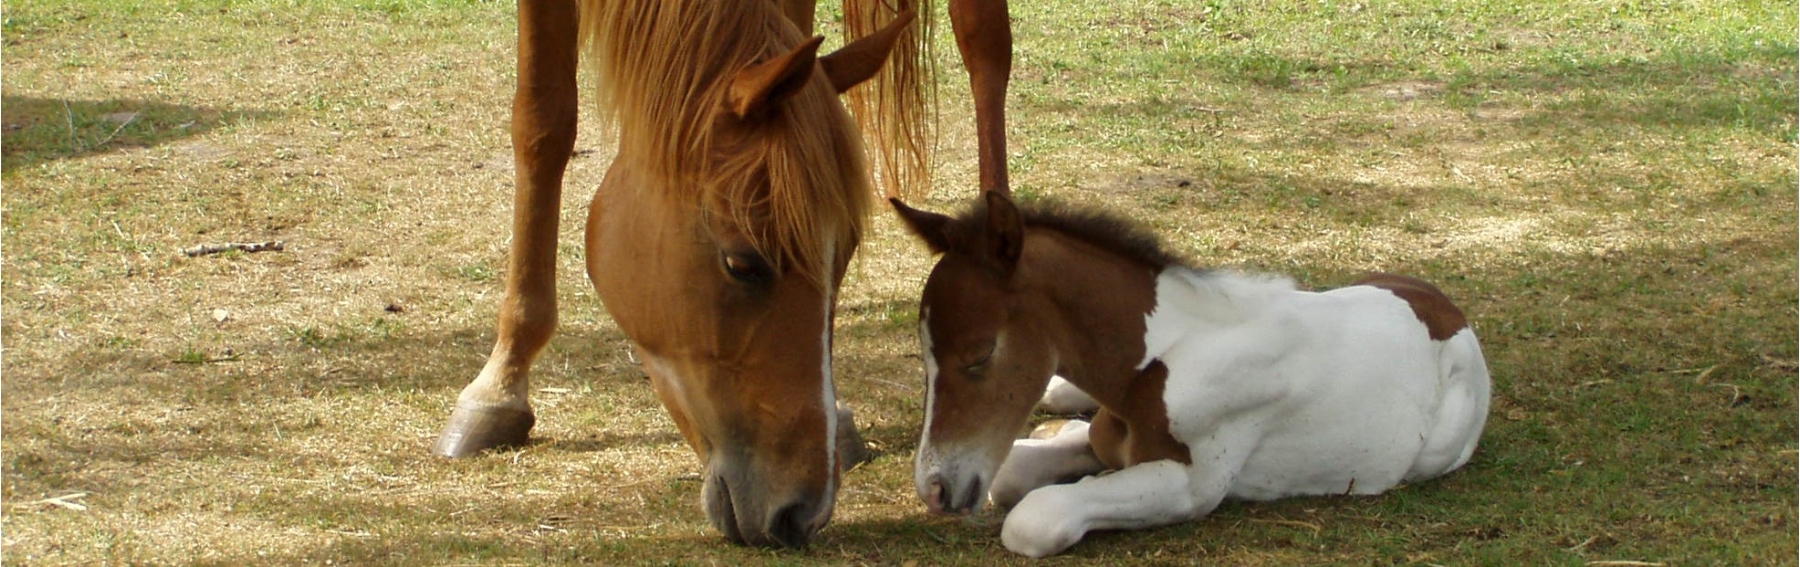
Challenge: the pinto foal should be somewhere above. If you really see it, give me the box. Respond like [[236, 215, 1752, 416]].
[[894, 192, 1492, 557]]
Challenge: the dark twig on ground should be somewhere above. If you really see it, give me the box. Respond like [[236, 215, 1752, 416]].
[[182, 241, 285, 257]]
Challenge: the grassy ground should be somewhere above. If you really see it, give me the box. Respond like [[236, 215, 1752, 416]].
[[3, 0, 1794, 565]]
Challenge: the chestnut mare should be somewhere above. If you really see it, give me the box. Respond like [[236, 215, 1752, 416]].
[[432, 0, 1019, 549], [892, 191, 1493, 557]]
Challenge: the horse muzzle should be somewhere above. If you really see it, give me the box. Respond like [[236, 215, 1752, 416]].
[[702, 453, 835, 548], [919, 469, 987, 516], [915, 448, 991, 516]]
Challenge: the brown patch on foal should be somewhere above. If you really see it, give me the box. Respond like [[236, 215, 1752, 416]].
[[1086, 360, 1192, 470], [1355, 273, 1469, 341]]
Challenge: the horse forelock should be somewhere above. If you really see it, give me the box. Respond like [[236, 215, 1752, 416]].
[[580, 0, 872, 285], [710, 101, 872, 285]]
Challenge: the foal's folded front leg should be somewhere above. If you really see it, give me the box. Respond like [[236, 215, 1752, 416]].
[[1000, 459, 1198, 558], [990, 420, 1106, 509], [1038, 376, 1100, 414]]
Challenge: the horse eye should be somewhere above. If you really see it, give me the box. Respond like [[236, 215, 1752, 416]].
[[722, 252, 772, 284], [964, 348, 994, 375]]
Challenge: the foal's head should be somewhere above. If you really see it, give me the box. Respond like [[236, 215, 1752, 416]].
[[581, 2, 913, 547], [890, 191, 1059, 514], [892, 191, 1175, 515]]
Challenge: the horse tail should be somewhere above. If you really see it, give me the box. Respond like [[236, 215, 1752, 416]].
[[844, 0, 935, 201]]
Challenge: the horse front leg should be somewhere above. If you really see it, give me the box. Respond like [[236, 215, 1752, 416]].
[[948, 0, 1012, 195], [1038, 375, 1100, 414], [990, 420, 1106, 509], [999, 422, 1254, 557], [999, 460, 1199, 558], [434, 0, 580, 458]]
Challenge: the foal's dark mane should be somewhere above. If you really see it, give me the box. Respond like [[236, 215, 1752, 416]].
[[956, 197, 1189, 269]]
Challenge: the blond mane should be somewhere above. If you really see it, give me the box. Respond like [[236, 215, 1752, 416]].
[[577, 0, 874, 283], [844, 0, 934, 200]]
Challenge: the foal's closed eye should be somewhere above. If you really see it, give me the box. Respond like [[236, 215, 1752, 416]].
[[964, 347, 994, 375]]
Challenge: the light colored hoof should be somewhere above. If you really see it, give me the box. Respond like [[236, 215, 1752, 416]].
[[433, 402, 535, 458], [836, 402, 872, 471], [1039, 376, 1100, 414]]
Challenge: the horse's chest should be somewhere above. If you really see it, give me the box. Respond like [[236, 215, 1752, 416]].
[[1086, 360, 1191, 470]]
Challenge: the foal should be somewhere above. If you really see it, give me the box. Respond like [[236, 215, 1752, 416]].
[[893, 192, 1492, 557]]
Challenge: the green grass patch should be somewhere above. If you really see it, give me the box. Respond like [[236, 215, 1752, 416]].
[[2, 0, 1793, 565]]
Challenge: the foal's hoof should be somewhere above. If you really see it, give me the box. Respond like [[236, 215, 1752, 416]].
[[433, 402, 535, 458], [836, 402, 873, 472]]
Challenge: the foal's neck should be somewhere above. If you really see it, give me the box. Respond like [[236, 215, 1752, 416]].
[[1016, 230, 1163, 411], [1021, 232, 1299, 411]]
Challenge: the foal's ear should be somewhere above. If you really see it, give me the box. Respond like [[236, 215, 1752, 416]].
[[820, 10, 915, 93], [890, 197, 953, 254], [727, 35, 826, 120], [982, 190, 1024, 270]]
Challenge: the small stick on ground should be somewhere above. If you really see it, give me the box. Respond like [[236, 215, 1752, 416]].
[[1248, 518, 1323, 535], [1709, 383, 1746, 407], [93, 112, 139, 150], [25, 492, 90, 511], [182, 241, 285, 257], [1567, 535, 1601, 552]]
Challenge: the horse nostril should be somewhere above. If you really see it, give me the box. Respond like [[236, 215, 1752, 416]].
[[924, 473, 950, 515], [704, 472, 746, 544], [767, 500, 815, 548], [959, 477, 985, 514]]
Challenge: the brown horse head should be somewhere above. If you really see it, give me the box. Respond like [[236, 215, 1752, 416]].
[[891, 191, 1169, 515], [580, 2, 911, 547]]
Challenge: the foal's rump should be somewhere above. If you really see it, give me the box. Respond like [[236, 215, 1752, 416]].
[[1326, 280, 1492, 485], [1408, 327, 1491, 481], [1341, 275, 1492, 482]]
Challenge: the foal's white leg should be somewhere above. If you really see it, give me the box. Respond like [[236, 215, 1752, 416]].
[[999, 419, 1261, 558], [1039, 375, 1100, 414], [990, 420, 1106, 509], [1000, 459, 1196, 558], [1000, 460, 1195, 561]]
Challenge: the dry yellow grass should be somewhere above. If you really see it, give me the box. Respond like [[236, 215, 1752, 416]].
[[4, 1, 1795, 565]]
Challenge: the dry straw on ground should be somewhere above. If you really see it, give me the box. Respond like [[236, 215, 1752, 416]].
[[2, 1, 1794, 566]]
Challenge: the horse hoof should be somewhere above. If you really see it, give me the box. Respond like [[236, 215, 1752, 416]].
[[433, 403, 535, 458], [836, 403, 872, 471]]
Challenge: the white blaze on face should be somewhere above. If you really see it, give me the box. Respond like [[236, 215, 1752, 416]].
[[819, 240, 839, 507], [920, 307, 939, 439], [914, 307, 941, 490]]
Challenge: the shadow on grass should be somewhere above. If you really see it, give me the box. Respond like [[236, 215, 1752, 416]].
[[0, 96, 278, 171], [1451, 47, 1798, 137], [1150, 41, 1798, 137], [253, 505, 999, 567]]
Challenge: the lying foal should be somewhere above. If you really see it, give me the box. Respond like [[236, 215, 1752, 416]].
[[894, 192, 1491, 558]]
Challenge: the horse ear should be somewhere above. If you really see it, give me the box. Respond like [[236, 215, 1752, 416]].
[[890, 197, 953, 254], [982, 190, 1024, 269], [727, 35, 826, 119], [819, 10, 916, 93]]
